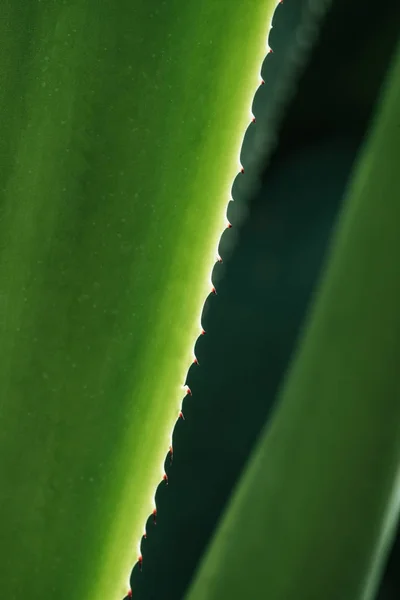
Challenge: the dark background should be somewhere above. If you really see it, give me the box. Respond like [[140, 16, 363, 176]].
[[129, 1, 400, 598]]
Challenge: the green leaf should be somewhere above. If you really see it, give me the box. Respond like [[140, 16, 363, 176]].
[[0, 1, 276, 599], [185, 34, 400, 600]]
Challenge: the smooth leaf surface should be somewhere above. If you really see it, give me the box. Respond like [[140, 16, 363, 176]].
[[0, 1, 276, 599], [185, 35, 400, 600]]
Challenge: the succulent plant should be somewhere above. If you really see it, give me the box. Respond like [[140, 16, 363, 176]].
[[0, 1, 399, 600]]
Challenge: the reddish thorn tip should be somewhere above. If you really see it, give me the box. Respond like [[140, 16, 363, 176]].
[[211, 286, 217, 294], [227, 223, 232, 228], [193, 357, 198, 364], [252, 117, 256, 123], [179, 410, 185, 420], [186, 386, 192, 395], [138, 555, 143, 563], [143, 532, 147, 539], [269, 48, 273, 54], [128, 590, 133, 597], [217, 256, 223, 263], [261, 79, 265, 85], [201, 329, 206, 335], [163, 473, 168, 483], [240, 168, 244, 174]]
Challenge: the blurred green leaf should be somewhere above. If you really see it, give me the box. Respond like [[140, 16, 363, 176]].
[[185, 34, 400, 600]]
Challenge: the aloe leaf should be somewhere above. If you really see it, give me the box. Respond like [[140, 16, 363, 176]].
[[185, 34, 400, 600], [0, 1, 278, 599]]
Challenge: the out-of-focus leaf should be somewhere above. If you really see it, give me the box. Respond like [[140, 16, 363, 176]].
[[185, 35, 400, 600]]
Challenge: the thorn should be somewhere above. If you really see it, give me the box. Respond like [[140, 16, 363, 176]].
[[186, 386, 192, 396], [252, 117, 256, 123], [211, 286, 217, 295], [217, 255, 223, 263], [128, 590, 133, 598], [227, 222, 232, 229], [261, 79, 265, 85], [138, 555, 143, 571], [193, 357, 199, 365], [240, 167, 244, 174], [143, 532, 147, 539], [152, 508, 157, 524], [269, 48, 273, 54], [179, 410, 185, 420], [201, 328, 206, 335], [169, 445, 173, 464], [163, 473, 168, 485]]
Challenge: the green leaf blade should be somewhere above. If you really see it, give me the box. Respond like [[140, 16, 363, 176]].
[[0, 1, 276, 599]]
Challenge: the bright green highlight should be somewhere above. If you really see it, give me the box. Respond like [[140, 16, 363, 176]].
[[0, 1, 275, 599], [186, 36, 400, 600]]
